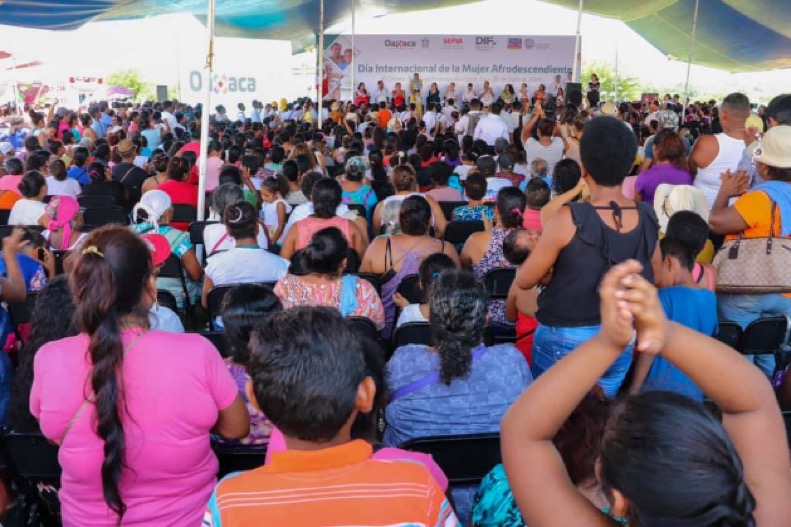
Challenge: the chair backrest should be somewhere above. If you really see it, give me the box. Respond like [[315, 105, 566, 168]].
[[740, 316, 789, 356], [202, 331, 229, 358], [347, 316, 380, 341], [400, 433, 501, 485], [715, 321, 743, 350], [206, 285, 235, 326], [78, 194, 116, 208], [8, 292, 38, 326], [393, 322, 433, 349], [443, 220, 484, 246], [189, 220, 218, 246], [484, 268, 516, 300], [439, 201, 468, 221], [2, 431, 61, 484], [353, 273, 382, 297], [0, 224, 44, 242], [173, 204, 198, 223], [396, 274, 422, 305], [156, 290, 179, 313], [212, 443, 266, 478], [52, 250, 68, 275], [0, 209, 10, 226], [83, 206, 128, 227]]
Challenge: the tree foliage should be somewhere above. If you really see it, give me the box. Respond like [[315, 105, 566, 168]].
[[107, 69, 150, 100]]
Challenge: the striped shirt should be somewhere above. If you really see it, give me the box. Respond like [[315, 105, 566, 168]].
[[203, 439, 457, 527]]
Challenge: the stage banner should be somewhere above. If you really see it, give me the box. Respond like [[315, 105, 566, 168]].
[[322, 34, 577, 102]]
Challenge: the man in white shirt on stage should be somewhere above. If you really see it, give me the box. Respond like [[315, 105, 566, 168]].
[[547, 74, 563, 99], [372, 80, 389, 105], [462, 83, 477, 104], [474, 102, 509, 148], [480, 81, 495, 107]]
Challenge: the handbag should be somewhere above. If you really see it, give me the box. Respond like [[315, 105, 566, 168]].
[[713, 202, 791, 294]]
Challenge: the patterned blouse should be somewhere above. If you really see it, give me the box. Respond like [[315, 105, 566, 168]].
[[453, 204, 495, 222], [472, 228, 515, 325], [274, 274, 386, 330], [215, 361, 272, 447]]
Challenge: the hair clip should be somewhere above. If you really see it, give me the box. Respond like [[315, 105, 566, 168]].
[[82, 245, 104, 258], [511, 207, 523, 215], [227, 206, 244, 224], [432, 271, 442, 279]]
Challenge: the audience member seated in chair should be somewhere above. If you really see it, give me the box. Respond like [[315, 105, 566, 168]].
[[384, 269, 532, 523], [40, 195, 88, 251], [394, 253, 456, 328], [501, 261, 791, 527], [452, 171, 494, 222], [204, 307, 456, 526], [361, 195, 460, 337], [80, 161, 126, 207], [143, 233, 186, 334], [30, 225, 250, 526], [471, 389, 613, 527], [264, 337, 449, 492], [503, 230, 539, 365], [202, 201, 289, 309], [203, 184, 269, 256], [216, 284, 282, 447], [8, 170, 47, 226], [274, 227, 384, 330], [8, 276, 78, 432], [461, 187, 526, 337], [131, 190, 203, 310]]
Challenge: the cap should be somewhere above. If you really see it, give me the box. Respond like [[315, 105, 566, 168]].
[[0, 142, 14, 156], [752, 125, 791, 168], [600, 101, 618, 116], [142, 233, 172, 267], [116, 139, 136, 157]]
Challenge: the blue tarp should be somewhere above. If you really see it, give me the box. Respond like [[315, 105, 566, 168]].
[[1, 0, 789, 71]]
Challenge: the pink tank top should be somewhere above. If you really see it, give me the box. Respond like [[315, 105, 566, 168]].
[[295, 215, 351, 250]]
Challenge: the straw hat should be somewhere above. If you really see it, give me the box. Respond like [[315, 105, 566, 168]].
[[653, 184, 709, 233], [751, 125, 791, 168]]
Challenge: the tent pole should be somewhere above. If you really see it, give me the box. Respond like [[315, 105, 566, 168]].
[[683, 0, 699, 119], [351, 0, 355, 100], [197, 0, 216, 222], [572, 0, 583, 83], [316, 0, 325, 130]]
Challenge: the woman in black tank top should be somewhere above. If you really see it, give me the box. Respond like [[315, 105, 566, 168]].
[[515, 117, 660, 396]]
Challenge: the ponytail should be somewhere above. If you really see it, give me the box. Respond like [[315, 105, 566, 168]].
[[70, 226, 152, 524]]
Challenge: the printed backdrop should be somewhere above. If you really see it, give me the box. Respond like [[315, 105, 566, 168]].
[[323, 34, 578, 102]]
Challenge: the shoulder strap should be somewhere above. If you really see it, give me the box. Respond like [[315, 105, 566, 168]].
[[209, 232, 230, 255], [384, 236, 393, 269], [390, 345, 489, 402], [120, 165, 137, 184]]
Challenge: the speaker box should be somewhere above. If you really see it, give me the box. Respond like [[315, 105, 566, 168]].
[[156, 85, 168, 103], [565, 82, 582, 106]]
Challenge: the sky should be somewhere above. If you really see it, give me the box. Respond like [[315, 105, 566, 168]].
[[1, 0, 789, 103]]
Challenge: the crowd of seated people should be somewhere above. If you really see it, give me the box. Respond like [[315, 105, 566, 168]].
[[0, 87, 789, 527]]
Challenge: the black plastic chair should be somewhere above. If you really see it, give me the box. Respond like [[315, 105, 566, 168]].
[[0, 209, 10, 225], [353, 273, 382, 297], [347, 316, 380, 341], [400, 433, 501, 485], [159, 254, 192, 317], [202, 331, 228, 358], [439, 201, 468, 221], [189, 220, 218, 246], [393, 322, 433, 349], [715, 321, 743, 350], [8, 292, 38, 326], [156, 290, 179, 313], [52, 250, 68, 275], [212, 443, 266, 478], [83, 206, 128, 227], [739, 316, 789, 356], [78, 194, 116, 208], [206, 285, 235, 330], [484, 268, 516, 300], [443, 220, 484, 247], [0, 224, 44, 242], [1, 430, 62, 522], [396, 274, 422, 304], [173, 204, 198, 224]]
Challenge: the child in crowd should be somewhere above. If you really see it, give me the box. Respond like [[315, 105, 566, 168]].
[[452, 171, 494, 222], [216, 284, 282, 447], [259, 174, 291, 246], [504, 230, 539, 364], [629, 237, 718, 401], [393, 253, 457, 328], [664, 210, 717, 290], [522, 178, 550, 234], [204, 307, 456, 526]]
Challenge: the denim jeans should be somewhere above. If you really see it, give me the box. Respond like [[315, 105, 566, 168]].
[[531, 324, 633, 397], [718, 293, 791, 378]]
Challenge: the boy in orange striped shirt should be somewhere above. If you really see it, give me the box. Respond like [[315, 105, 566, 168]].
[[203, 306, 457, 527]]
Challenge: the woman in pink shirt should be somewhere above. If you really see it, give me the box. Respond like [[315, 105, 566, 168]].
[[30, 225, 249, 527]]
